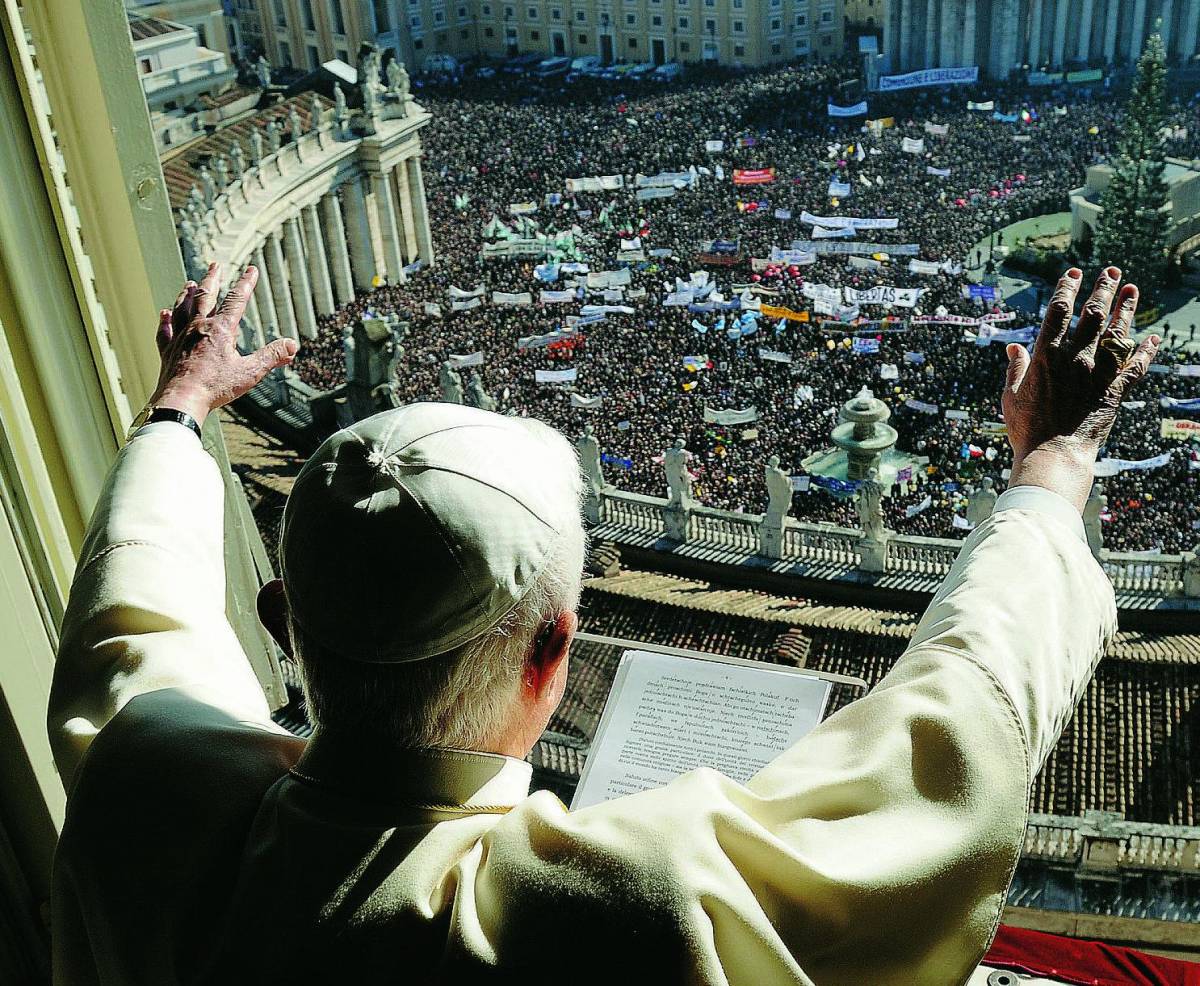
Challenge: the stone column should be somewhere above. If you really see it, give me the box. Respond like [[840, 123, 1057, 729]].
[[406, 154, 435, 266], [924, 0, 937, 67], [1103, 0, 1120, 62], [938, 0, 958, 66], [989, 0, 1019, 79], [1183, 0, 1200, 64], [264, 232, 298, 342], [1076, 0, 1095, 61], [898, 0, 912, 70], [1160, 0, 1175, 53], [321, 192, 356, 306], [394, 158, 419, 264], [1052, 0, 1070, 67], [341, 175, 378, 292], [1028, 0, 1044, 66], [244, 291, 266, 350], [1129, 0, 1147, 62], [282, 215, 318, 340], [252, 243, 280, 339], [961, 0, 977, 67], [302, 203, 336, 316], [370, 170, 407, 285]]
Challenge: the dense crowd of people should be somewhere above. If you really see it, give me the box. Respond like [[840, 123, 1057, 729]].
[[291, 62, 1200, 553]]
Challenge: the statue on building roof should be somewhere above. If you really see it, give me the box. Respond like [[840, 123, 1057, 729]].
[[309, 93, 323, 133], [578, 423, 604, 496], [439, 361, 464, 404], [465, 371, 496, 412], [214, 154, 230, 191], [334, 83, 348, 125], [664, 438, 694, 508], [229, 140, 246, 176], [266, 118, 282, 153], [187, 183, 205, 212], [965, 476, 998, 530], [288, 105, 303, 144], [198, 165, 217, 206], [764, 455, 792, 525], [1083, 483, 1107, 559], [254, 54, 272, 88], [387, 59, 410, 103], [855, 467, 886, 543], [249, 128, 264, 164]]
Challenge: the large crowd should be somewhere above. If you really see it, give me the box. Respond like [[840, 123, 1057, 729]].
[[291, 62, 1200, 553]]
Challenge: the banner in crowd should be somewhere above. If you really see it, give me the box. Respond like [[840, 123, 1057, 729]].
[[802, 283, 842, 306], [923, 122, 949, 136], [566, 312, 606, 327], [844, 285, 924, 307], [449, 284, 485, 299], [880, 66, 979, 91], [926, 166, 951, 177], [826, 179, 853, 198], [901, 136, 926, 154], [766, 247, 817, 264], [852, 338, 880, 354], [637, 171, 694, 188], [539, 289, 575, 303], [1161, 418, 1200, 441], [1177, 365, 1200, 377], [880, 363, 899, 380], [448, 352, 484, 368], [570, 393, 603, 410], [480, 238, 551, 259], [602, 288, 625, 303], [911, 311, 1016, 326], [828, 100, 868, 117], [905, 494, 933, 518], [535, 368, 578, 384], [813, 224, 855, 239], [973, 325, 1037, 345], [1160, 396, 1200, 412], [760, 304, 810, 322], [565, 175, 623, 193], [423, 302, 443, 317], [800, 212, 899, 230], [518, 329, 577, 350], [944, 409, 970, 421], [705, 139, 724, 152], [978, 421, 1008, 436], [733, 168, 776, 185], [849, 255, 882, 271], [866, 116, 895, 134], [906, 398, 939, 414], [992, 111, 1019, 123], [581, 304, 635, 316], [636, 186, 676, 201], [1092, 451, 1172, 476], [508, 202, 538, 215], [451, 296, 483, 311], [492, 291, 533, 306], [587, 269, 632, 289], [908, 259, 941, 274], [793, 240, 921, 256], [965, 283, 1000, 300], [704, 406, 758, 425], [758, 348, 793, 364], [967, 100, 994, 111], [791, 475, 811, 492]]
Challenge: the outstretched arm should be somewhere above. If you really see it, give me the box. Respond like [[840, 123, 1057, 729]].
[[49, 265, 298, 790]]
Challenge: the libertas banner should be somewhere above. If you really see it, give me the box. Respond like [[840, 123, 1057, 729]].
[[879, 66, 979, 91]]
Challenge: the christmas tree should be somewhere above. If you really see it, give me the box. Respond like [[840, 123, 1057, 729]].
[[1092, 31, 1171, 302]]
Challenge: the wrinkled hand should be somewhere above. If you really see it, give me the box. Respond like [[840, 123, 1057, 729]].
[[1002, 265, 1159, 511], [150, 263, 298, 427]]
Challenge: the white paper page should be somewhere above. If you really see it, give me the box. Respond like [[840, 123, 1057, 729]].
[[571, 649, 830, 811]]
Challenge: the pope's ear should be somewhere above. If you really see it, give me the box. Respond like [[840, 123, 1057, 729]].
[[257, 578, 294, 660]]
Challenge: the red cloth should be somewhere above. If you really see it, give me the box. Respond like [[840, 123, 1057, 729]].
[[985, 924, 1200, 986]]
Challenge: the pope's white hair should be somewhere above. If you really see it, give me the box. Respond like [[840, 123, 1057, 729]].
[[290, 419, 586, 751]]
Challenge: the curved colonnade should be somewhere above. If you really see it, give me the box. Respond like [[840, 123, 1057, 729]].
[[164, 92, 434, 350]]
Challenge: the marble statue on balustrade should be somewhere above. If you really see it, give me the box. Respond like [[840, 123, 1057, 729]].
[[387, 60, 411, 117], [177, 215, 205, 280], [266, 119, 282, 154], [249, 129, 264, 165], [759, 455, 792, 559], [334, 84, 349, 129], [965, 477, 998, 530], [1083, 484, 1107, 559], [309, 94, 324, 134], [439, 362, 464, 404], [577, 424, 604, 524], [254, 55, 272, 88], [187, 184, 205, 215], [341, 327, 356, 380], [856, 469, 887, 543], [198, 166, 217, 206], [466, 371, 496, 412], [229, 141, 246, 177], [288, 106, 304, 145], [1184, 543, 1200, 598], [663, 439, 694, 540], [214, 154, 230, 191]]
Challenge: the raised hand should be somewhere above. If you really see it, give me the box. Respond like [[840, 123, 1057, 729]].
[[1001, 265, 1159, 511], [150, 263, 299, 427]]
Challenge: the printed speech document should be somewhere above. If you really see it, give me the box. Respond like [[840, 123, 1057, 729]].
[[571, 649, 832, 810]]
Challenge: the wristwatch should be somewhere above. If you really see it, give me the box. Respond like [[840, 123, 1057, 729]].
[[126, 405, 204, 443]]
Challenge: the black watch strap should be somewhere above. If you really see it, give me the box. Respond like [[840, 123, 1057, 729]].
[[146, 407, 204, 442]]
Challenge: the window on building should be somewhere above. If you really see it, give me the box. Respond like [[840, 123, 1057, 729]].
[[485, 25, 495, 35], [138, 57, 152, 74], [705, 0, 713, 6], [506, 25, 517, 36], [527, 6, 537, 17], [821, 9, 831, 21], [482, 3, 491, 13], [576, 9, 586, 19], [274, 0, 287, 27], [530, 28, 540, 38], [771, 41, 780, 53], [330, 0, 347, 33], [414, 37, 423, 47], [336, 47, 349, 61], [301, 0, 316, 30], [734, 42, 744, 55], [821, 33, 830, 43], [579, 32, 587, 42], [434, 10, 445, 24], [410, 14, 421, 28], [795, 12, 806, 26], [626, 12, 635, 25], [704, 17, 715, 33], [552, 7, 561, 18], [373, 0, 392, 31], [628, 36, 637, 47], [278, 39, 292, 63], [306, 44, 320, 66], [678, 15, 688, 27], [732, 0, 742, 8], [795, 37, 808, 52], [770, 17, 780, 30], [652, 14, 661, 25], [504, 5, 515, 18], [458, 4, 468, 16], [679, 40, 689, 51]]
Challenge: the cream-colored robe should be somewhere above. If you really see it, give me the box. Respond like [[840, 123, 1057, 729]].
[[48, 427, 1115, 985]]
